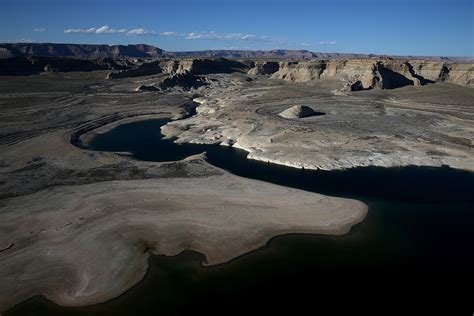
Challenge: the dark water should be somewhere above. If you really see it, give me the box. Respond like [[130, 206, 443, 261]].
[[8, 119, 474, 315]]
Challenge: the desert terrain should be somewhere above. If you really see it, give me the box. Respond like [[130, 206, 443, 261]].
[[0, 44, 473, 312]]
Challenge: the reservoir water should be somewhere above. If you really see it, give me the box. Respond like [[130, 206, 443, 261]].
[[8, 119, 474, 315]]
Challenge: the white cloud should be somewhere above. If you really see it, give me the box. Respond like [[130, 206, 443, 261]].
[[62, 25, 292, 45], [160, 31, 179, 37], [300, 42, 312, 46], [184, 31, 286, 44], [64, 25, 127, 34], [184, 31, 246, 41], [318, 41, 337, 45], [64, 28, 82, 33], [126, 28, 155, 35], [96, 25, 110, 33], [33, 28, 45, 32]]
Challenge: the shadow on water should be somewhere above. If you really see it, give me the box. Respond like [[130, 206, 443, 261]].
[[7, 119, 474, 315]]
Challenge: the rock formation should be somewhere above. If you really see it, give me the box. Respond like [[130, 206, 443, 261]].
[[278, 105, 323, 119], [270, 59, 473, 89], [272, 61, 327, 82], [247, 61, 280, 75], [107, 58, 248, 80], [162, 58, 248, 76], [1, 42, 472, 88], [107, 60, 162, 79], [158, 73, 208, 91]]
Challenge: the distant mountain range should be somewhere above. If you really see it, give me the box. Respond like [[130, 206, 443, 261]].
[[169, 49, 370, 60], [0, 43, 472, 62]]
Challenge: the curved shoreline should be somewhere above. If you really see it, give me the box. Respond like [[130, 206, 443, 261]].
[[0, 175, 368, 310], [76, 111, 474, 174], [159, 80, 474, 173], [4, 112, 474, 313], [0, 115, 368, 311]]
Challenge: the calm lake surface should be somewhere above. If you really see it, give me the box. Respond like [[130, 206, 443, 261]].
[[8, 119, 474, 315]]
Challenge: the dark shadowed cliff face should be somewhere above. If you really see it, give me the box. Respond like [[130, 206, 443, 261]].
[[0, 43, 165, 59], [0, 56, 128, 75], [106, 58, 249, 80], [106, 60, 163, 79]]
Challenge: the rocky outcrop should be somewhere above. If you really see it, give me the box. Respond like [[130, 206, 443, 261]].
[[278, 105, 324, 119], [272, 61, 327, 82], [162, 58, 248, 75], [107, 58, 248, 79], [107, 60, 162, 79], [270, 59, 473, 89], [248, 61, 280, 75], [158, 73, 208, 91], [442, 63, 473, 86]]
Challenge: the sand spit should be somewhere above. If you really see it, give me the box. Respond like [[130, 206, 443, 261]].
[[0, 167, 367, 310]]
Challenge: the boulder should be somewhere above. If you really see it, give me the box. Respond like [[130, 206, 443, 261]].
[[278, 105, 324, 119]]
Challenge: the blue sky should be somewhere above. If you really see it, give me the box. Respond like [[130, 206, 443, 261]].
[[1, 0, 473, 56]]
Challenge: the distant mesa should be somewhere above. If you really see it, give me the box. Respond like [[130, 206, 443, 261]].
[[279, 105, 325, 119], [0, 56, 128, 76], [1, 43, 473, 62], [0, 43, 165, 59]]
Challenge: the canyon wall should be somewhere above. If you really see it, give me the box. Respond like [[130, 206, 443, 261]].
[[261, 59, 473, 89]]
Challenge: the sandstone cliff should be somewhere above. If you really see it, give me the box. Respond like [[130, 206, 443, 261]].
[[247, 61, 280, 75], [268, 59, 473, 89]]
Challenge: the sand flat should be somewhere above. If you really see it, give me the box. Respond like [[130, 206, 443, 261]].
[[0, 171, 367, 310]]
